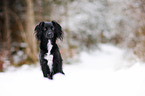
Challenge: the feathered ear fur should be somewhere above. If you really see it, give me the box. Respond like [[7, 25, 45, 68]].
[[52, 20, 63, 40], [34, 21, 45, 41]]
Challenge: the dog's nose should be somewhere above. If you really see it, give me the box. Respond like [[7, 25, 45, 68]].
[[46, 33, 51, 37], [47, 32, 53, 37], [48, 32, 52, 35]]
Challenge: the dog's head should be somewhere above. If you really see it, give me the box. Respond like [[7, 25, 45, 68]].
[[35, 21, 63, 41]]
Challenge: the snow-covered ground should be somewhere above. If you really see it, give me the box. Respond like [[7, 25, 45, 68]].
[[0, 44, 145, 96]]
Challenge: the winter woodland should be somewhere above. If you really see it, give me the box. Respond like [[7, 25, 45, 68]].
[[0, 0, 145, 95]]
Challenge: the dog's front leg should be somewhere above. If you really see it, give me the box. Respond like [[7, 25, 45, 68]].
[[40, 59, 50, 77], [53, 50, 64, 75]]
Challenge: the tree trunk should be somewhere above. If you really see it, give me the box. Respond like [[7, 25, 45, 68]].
[[4, 0, 11, 54], [64, 0, 74, 58], [35, 0, 43, 21], [0, 0, 11, 71], [25, 0, 37, 63]]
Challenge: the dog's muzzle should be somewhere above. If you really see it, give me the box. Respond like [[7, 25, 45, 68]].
[[46, 31, 54, 39]]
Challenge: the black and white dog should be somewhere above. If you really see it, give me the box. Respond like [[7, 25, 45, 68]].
[[35, 21, 64, 79]]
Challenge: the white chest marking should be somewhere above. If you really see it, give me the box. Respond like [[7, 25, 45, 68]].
[[44, 40, 53, 72]]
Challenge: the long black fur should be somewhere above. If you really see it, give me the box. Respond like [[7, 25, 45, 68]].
[[35, 20, 64, 79]]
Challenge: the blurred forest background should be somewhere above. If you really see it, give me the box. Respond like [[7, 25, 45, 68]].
[[0, 0, 145, 72]]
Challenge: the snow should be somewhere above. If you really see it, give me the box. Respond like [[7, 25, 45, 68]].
[[1, 44, 145, 96]]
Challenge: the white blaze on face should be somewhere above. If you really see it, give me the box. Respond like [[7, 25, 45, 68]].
[[44, 40, 53, 72]]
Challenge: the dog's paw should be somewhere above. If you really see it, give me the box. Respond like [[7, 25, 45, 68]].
[[47, 74, 53, 80]]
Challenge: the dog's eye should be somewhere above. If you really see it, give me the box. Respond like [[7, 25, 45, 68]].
[[43, 27, 47, 31], [51, 27, 55, 30]]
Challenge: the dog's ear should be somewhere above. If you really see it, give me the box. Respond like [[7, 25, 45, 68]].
[[34, 21, 45, 41], [52, 20, 63, 40]]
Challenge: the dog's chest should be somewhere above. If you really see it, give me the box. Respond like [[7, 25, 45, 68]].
[[44, 40, 53, 72]]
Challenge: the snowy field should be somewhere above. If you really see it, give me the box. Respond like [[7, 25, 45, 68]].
[[0, 44, 145, 96]]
